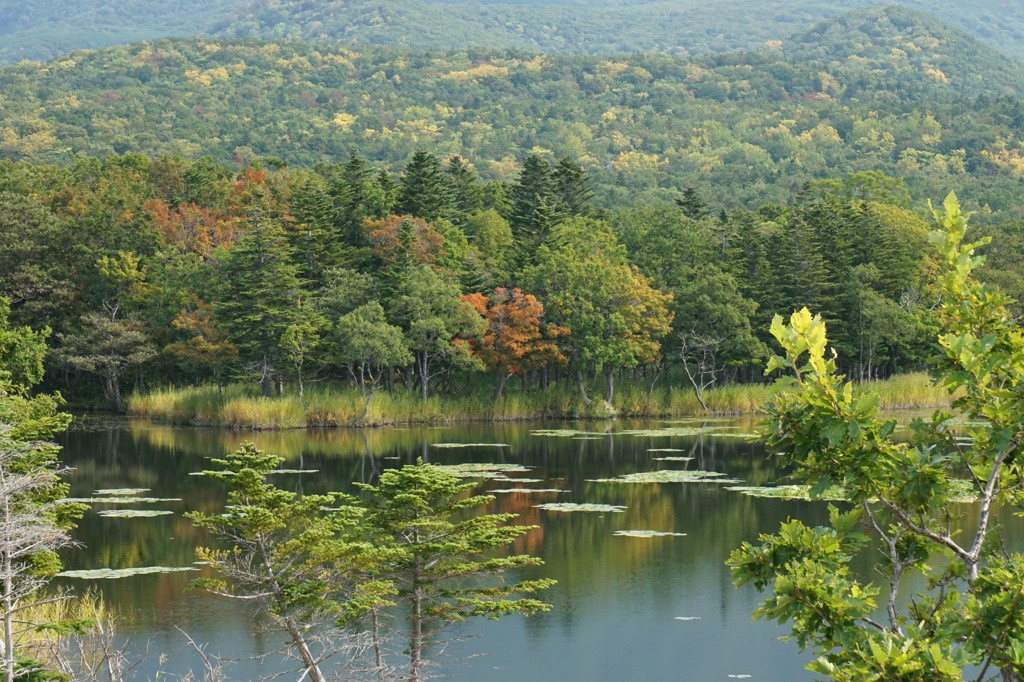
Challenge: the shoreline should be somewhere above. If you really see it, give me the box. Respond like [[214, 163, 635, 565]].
[[125, 372, 950, 431]]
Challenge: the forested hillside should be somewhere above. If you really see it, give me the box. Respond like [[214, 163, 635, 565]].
[[1, 8, 1024, 216], [3, 0, 1024, 65]]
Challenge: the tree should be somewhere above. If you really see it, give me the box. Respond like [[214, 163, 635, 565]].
[[0, 193, 73, 330], [188, 443, 394, 682], [355, 461, 554, 682], [461, 288, 568, 397], [552, 157, 595, 218], [331, 302, 412, 422], [392, 267, 484, 401], [55, 311, 156, 413], [508, 154, 564, 265], [396, 151, 454, 224], [729, 194, 1024, 681], [675, 265, 764, 409], [0, 306, 84, 682], [528, 218, 673, 405], [215, 217, 304, 396], [165, 297, 239, 393], [675, 186, 709, 220]]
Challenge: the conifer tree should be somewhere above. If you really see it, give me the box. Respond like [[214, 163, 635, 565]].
[[397, 151, 454, 223], [355, 461, 554, 682], [444, 155, 484, 221], [509, 154, 564, 256], [552, 157, 595, 218], [216, 218, 306, 396]]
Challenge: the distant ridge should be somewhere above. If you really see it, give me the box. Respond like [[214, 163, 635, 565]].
[[783, 5, 1024, 99], [3, 0, 1024, 66]]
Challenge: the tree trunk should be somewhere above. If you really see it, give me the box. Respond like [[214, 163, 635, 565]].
[[419, 353, 430, 402], [496, 372, 509, 398], [604, 367, 615, 404], [576, 370, 592, 406], [359, 384, 376, 423], [107, 373, 124, 414]]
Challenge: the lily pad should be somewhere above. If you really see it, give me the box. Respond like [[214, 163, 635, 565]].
[[531, 429, 607, 438], [617, 426, 728, 438], [431, 443, 510, 448], [57, 566, 199, 580], [534, 503, 626, 513], [725, 485, 847, 500], [652, 456, 695, 462], [94, 488, 150, 496], [707, 432, 760, 439], [588, 470, 738, 484], [97, 510, 174, 518], [647, 448, 685, 452], [613, 530, 687, 537], [435, 463, 532, 478], [674, 616, 701, 621]]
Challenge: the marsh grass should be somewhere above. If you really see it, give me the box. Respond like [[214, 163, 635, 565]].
[[129, 372, 949, 429]]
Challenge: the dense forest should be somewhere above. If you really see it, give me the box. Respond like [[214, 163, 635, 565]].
[[4, 145, 1019, 415], [2, 0, 1024, 65]]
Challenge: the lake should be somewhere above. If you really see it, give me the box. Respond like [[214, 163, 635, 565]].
[[55, 418, 829, 681]]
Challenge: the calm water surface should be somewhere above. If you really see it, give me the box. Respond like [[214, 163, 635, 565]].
[[55, 419, 828, 681]]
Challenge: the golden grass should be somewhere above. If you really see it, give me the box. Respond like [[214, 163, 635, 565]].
[[128, 371, 950, 430]]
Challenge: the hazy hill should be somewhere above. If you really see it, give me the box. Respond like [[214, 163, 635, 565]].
[[784, 5, 1024, 99], [3, 0, 1024, 65], [0, 7, 1021, 212]]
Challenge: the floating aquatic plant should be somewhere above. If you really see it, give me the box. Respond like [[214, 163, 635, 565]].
[[613, 530, 687, 537], [674, 616, 701, 621], [97, 509, 174, 518], [726, 479, 978, 502], [57, 566, 199, 579], [647, 448, 685, 452], [651, 456, 694, 462], [534, 503, 626, 513], [94, 488, 150, 496], [435, 463, 532, 478], [617, 426, 728, 438], [724, 485, 847, 500], [530, 429, 607, 438], [588, 470, 738, 484]]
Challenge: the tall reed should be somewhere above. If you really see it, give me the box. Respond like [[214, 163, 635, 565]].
[[129, 372, 948, 430]]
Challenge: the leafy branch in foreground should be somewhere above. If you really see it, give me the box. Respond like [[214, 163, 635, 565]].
[[729, 193, 1024, 681]]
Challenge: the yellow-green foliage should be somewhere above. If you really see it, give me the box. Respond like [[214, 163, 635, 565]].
[[129, 373, 949, 429]]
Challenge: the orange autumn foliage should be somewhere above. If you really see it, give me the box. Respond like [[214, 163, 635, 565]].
[[365, 214, 446, 267], [461, 288, 568, 377], [148, 199, 239, 255]]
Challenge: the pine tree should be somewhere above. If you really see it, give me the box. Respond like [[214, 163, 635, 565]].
[[216, 218, 306, 396], [444, 155, 484, 221], [676, 187, 710, 219], [552, 157, 595, 217], [397, 151, 454, 223], [355, 461, 554, 682]]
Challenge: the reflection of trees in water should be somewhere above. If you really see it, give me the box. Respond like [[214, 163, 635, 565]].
[[59, 419, 834, 677]]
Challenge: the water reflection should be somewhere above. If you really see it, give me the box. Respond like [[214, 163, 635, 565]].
[[57, 419, 821, 681]]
